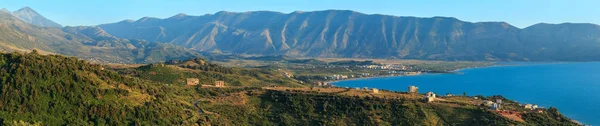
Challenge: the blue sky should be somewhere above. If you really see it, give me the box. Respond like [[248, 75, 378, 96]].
[[2, 0, 599, 28]]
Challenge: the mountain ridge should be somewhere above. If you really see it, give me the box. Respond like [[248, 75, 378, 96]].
[[0, 9, 200, 63], [97, 9, 600, 61], [120, 9, 562, 28], [3, 7, 600, 62], [10, 7, 63, 28]]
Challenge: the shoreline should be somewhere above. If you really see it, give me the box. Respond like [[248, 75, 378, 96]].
[[326, 62, 576, 87], [327, 62, 536, 87], [326, 63, 589, 125], [327, 65, 490, 85], [328, 71, 458, 86]]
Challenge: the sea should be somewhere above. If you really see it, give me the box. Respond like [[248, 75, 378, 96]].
[[332, 62, 600, 125]]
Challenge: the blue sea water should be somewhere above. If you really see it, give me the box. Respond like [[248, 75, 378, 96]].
[[333, 62, 600, 125]]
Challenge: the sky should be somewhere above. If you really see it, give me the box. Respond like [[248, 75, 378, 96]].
[[2, 0, 599, 28]]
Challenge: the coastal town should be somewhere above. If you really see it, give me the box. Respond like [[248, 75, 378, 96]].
[[282, 63, 429, 87]]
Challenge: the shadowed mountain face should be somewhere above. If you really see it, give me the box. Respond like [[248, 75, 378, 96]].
[[10, 7, 63, 28], [98, 10, 600, 61]]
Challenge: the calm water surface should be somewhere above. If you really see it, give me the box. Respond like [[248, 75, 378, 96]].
[[333, 62, 600, 125]]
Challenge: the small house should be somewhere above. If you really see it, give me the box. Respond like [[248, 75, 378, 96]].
[[524, 104, 534, 109], [215, 81, 225, 87], [535, 109, 544, 113], [187, 78, 199, 86], [408, 86, 419, 93], [424, 91, 436, 102], [372, 88, 379, 94], [283, 72, 293, 78], [490, 103, 501, 110], [524, 104, 538, 110]]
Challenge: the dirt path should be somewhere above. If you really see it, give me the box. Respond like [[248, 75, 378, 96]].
[[193, 100, 218, 116]]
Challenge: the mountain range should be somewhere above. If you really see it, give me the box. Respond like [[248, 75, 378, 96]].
[[97, 10, 600, 61], [2, 7, 600, 62], [0, 7, 199, 63]]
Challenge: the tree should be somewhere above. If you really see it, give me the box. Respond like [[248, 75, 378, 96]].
[[30, 49, 39, 55]]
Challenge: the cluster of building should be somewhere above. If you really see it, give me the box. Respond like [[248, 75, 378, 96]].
[[347, 85, 548, 117], [406, 85, 437, 103], [354, 87, 379, 94], [283, 72, 293, 78], [523, 104, 539, 110], [326, 75, 350, 80], [315, 81, 333, 87], [186, 78, 225, 87], [483, 99, 503, 110], [360, 64, 412, 70], [404, 71, 422, 76], [446, 93, 453, 97]]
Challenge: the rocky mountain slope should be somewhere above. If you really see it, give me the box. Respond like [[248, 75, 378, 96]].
[[9, 7, 62, 28], [99, 10, 600, 61], [0, 10, 199, 63]]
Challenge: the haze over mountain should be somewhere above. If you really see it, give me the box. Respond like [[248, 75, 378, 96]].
[[0, 8, 199, 63], [0, 8, 8, 13], [9, 7, 63, 28], [98, 10, 600, 61]]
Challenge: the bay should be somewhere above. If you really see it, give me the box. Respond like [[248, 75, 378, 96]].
[[333, 62, 600, 125]]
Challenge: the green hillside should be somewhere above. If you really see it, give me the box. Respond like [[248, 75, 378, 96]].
[[113, 58, 304, 87], [0, 52, 578, 125]]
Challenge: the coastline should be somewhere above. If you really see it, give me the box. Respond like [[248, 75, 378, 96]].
[[326, 61, 573, 86], [327, 61, 578, 86], [326, 62, 591, 125], [328, 65, 495, 85]]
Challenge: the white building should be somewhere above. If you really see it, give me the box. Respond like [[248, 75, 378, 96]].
[[372, 88, 379, 94], [524, 104, 533, 110], [491, 103, 501, 110], [408, 86, 419, 93], [524, 104, 539, 110], [425, 91, 436, 102]]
